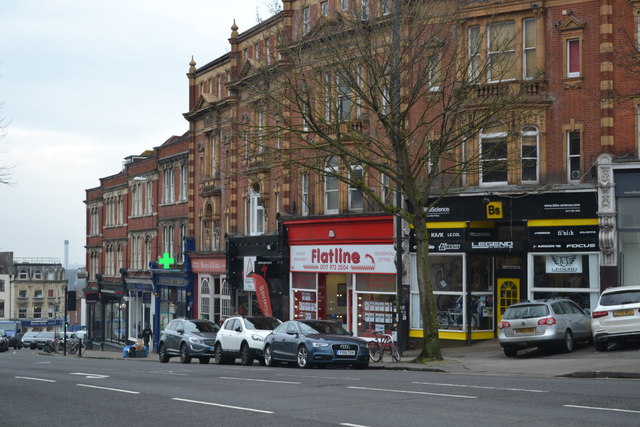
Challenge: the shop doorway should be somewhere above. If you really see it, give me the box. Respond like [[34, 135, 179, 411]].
[[319, 273, 349, 327], [497, 278, 520, 323]]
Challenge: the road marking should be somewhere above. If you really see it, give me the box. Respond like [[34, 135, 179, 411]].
[[220, 376, 300, 385], [34, 362, 51, 365], [412, 381, 547, 393], [77, 384, 140, 394], [564, 404, 640, 415], [172, 398, 274, 414], [340, 423, 370, 427], [70, 372, 110, 379], [348, 386, 477, 399], [15, 376, 56, 383], [276, 373, 361, 381]]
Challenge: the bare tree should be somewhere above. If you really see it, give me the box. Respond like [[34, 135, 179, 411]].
[[0, 100, 12, 186], [234, 0, 535, 361]]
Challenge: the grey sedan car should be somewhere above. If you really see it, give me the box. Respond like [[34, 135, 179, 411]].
[[498, 299, 591, 357], [158, 318, 220, 364]]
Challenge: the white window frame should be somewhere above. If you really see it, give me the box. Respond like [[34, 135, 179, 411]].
[[382, 0, 390, 16], [479, 128, 509, 186], [566, 38, 581, 78], [163, 168, 175, 204], [321, 1, 329, 16], [567, 130, 581, 182], [301, 172, 309, 216], [348, 165, 364, 211], [181, 164, 187, 201], [341, 0, 348, 11], [249, 188, 264, 236], [521, 126, 539, 183], [487, 21, 516, 82], [303, 6, 311, 35], [427, 54, 441, 92], [324, 157, 339, 214], [325, 72, 332, 122], [361, 0, 369, 20], [523, 18, 536, 80]]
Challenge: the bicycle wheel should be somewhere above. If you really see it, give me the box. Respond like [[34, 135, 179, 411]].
[[368, 340, 382, 362], [391, 342, 401, 362]]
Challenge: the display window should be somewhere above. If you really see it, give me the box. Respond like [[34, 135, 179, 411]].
[[356, 274, 396, 338], [529, 253, 599, 310]]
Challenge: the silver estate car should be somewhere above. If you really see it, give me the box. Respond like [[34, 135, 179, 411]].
[[498, 299, 591, 357]]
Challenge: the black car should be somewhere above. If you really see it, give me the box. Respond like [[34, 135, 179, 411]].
[[7, 331, 23, 349], [264, 320, 369, 369], [158, 318, 220, 364], [0, 330, 9, 352]]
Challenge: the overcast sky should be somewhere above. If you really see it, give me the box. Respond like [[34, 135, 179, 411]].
[[0, 0, 274, 266]]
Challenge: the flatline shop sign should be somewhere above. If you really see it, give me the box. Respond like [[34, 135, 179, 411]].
[[289, 245, 396, 274]]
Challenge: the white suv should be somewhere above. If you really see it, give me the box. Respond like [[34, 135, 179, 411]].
[[591, 285, 640, 351], [214, 316, 281, 365]]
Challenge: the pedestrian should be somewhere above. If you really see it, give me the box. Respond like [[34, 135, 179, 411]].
[[141, 324, 152, 347]]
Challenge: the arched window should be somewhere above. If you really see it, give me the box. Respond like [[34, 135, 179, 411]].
[[521, 126, 539, 183], [249, 184, 264, 236], [324, 156, 339, 214]]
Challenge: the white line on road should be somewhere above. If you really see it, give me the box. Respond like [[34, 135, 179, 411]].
[[412, 381, 547, 393], [15, 376, 56, 383], [276, 373, 361, 381], [340, 423, 371, 427], [564, 404, 640, 415], [172, 398, 274, 414], [70, 372, 110, 379], [348, 386, 477, 399], [34, 362, 51, 364], [77, 384, 140, 394], [219, 376, 301, 384]]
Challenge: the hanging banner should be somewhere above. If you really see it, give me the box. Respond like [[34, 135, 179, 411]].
[[546, 254, 583, 274], [250, 262, 273, 317]]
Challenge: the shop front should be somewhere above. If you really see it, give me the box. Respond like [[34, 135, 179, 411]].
[[410, 191, 600, 341], [84, 276, 128, 345], [285, 216, 397, 338], [191, 255, 230, 324], [150, 271, 191, 351], [227, 235, 288, 321], [123, 276, 153, 343]]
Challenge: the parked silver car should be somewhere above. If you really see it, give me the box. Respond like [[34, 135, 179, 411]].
[[498, 299, 591, 357]]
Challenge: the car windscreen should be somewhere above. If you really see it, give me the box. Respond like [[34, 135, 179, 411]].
[[300, 321, 348, 335], [185, 321, 219, 333], [600, 290, 640, 306], [503, 304, 549, 319], [245, 317, 280, 330]]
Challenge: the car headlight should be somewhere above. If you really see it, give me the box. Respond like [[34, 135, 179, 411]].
[[188, 336, 203, 344], [312, 342, 329, 348], [251, 334, 265, 342]]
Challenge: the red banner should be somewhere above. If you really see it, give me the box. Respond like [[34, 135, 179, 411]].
[[252, 269, 273, 317]]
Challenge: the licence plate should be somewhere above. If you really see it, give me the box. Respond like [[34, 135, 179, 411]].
[[336, 350, 356, 356], [515, 328, 536, 333], [613, 309, 634, 317]]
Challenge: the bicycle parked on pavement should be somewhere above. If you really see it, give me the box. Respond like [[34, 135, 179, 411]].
[[368, 330, 400, 362]]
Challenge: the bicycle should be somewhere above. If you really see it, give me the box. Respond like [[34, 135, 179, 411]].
[[42, 340, 55, 353], [437, 308, 479, 330], [368, 331, 400, 362]]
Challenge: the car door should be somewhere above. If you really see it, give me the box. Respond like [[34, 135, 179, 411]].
[[269, 322, 289, 360], [282, 322, 301, 360], [563, 301, 589, 339], [166, 320, 181, 354]]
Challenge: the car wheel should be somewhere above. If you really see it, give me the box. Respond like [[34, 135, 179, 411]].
[[264, 344, 279, 367], [214, 343, 226, 364], [503, 347, 518, 357], [199, 357, 210, 364], [158, 343, 170, 363], [561, 330, 574, 353], [297, 345, 312, 369], [180, 343, 192, 364], [595, 340, 608, 352], [240, 343, 254, 366]]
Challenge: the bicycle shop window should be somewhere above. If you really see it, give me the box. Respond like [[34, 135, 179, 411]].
[[530, 253, 599, 310]]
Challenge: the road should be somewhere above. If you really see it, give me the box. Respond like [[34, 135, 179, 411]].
[[1, 349, 639, 426]]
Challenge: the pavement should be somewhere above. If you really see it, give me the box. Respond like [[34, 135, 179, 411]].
[[65, 339, 640, 379]]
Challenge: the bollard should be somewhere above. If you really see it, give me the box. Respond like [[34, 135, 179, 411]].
[[78, 338, 82, 357]]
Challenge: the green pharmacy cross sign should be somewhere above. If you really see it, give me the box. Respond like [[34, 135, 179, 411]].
[[158, 253, 175, 269]]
